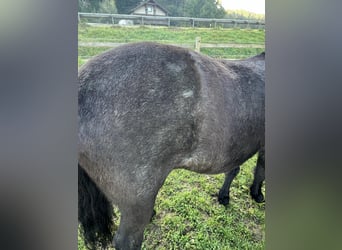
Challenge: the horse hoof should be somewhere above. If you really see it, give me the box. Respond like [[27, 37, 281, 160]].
[[255, 194, 265, 203], [250, 185, 265, 203], [251, 192, 264, 203], [218, 194, 230, 206]]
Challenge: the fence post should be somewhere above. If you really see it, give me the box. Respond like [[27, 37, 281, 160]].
[[195, 37, 201, 52]]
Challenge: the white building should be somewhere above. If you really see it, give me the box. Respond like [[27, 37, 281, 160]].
[[129, 0, 170, 16]]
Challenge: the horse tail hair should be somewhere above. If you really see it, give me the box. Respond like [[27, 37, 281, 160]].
[[78, 164, 114, 250]]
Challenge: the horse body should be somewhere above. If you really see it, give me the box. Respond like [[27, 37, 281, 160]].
[[78, 42, 264, 249], [216, 53, 265, 205], [180, 51, 265, 174]]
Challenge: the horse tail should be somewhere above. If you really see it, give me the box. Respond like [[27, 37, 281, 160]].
[[78, 164, 114, 249]]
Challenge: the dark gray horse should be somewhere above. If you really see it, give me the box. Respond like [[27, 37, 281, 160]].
[[216, 53, 265, 206], [78, 42, 265, 250]]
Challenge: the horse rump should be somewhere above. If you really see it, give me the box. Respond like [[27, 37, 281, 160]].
[[78, 164, 114, 249]]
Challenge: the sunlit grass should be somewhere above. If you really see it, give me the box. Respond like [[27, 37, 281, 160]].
[[78, 25, 265, 66], [78, 25, 265, 44]]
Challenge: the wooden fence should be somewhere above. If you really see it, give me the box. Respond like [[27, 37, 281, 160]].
[[79, 37, 264, 52], [78, 12, 265, 29]]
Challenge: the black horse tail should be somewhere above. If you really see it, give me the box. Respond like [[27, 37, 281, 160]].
[[78, 164, 114, 250]]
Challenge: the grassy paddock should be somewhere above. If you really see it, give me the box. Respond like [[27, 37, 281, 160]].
[[78, 25, 265, 249], [78, 24, 264, 44], [78, 25, 265, 66]]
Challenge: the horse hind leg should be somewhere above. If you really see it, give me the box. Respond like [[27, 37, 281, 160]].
[[114, 193, 157, 250], [250, 149, 265, 203], [218, 166, 240, 205]]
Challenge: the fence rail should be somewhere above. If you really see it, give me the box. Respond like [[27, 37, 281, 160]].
[[78, 12, 265, 29], [79, 39, 265, 51]]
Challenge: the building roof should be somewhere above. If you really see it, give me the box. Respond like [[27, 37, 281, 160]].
[[129, 0, 170, 15]]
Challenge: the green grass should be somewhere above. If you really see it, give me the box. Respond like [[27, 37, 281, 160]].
[[78, 25, 265, 66], [78, 156, 265, 250], [79, 25, 264, 44], [201, 47, 264, 59], [78, 25, 265, 249]]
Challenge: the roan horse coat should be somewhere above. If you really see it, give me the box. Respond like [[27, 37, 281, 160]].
[[78, 42, 265, 249]]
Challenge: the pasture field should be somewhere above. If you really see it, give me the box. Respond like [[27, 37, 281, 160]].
[[78, 25, 265, 249], [78, 24, 265, 66]]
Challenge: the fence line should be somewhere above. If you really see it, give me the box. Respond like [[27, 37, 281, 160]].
[[78, 12, 265, 29], [79, 42, 194, 48], [79, 40, 265, 51]]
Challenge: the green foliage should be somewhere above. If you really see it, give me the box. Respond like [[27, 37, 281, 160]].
[[99, 0, 117, 13], [156, 0, 185, 16], [115, 0, 140, 14], [78, 0, 117, 14], [184, 0, 225, 18], [79, 0, 101, 12], [79, 0, 117, 13], [225, 10, 265, 21], [156, 0, 225, 18], [78, 0, 90, 12]]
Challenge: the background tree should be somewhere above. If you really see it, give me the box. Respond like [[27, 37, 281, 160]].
[[99, 0, 117, 13], [184, 0, 225, 18], [115, 0, 140, 14], [78, 0, 264, 21], [225, 10, 265, 21], [79, 0, 117, 13], [158, 0, 225, 18], [79, 0, 101, 12], [157, 0, 185, 16]]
